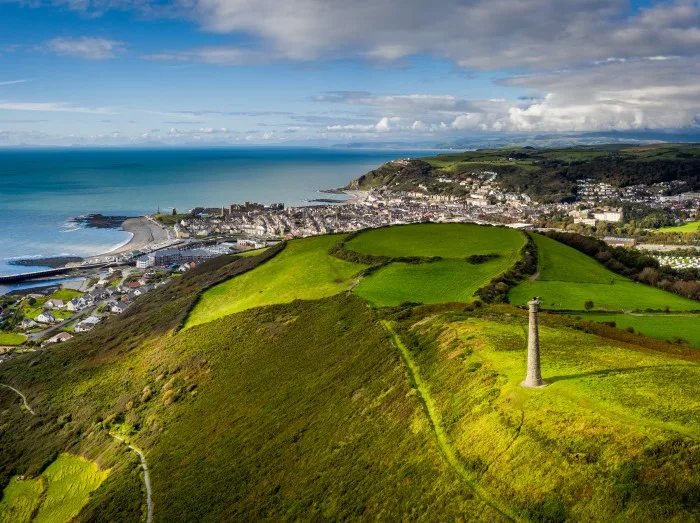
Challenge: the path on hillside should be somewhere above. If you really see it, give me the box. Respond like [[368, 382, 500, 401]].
[[110, 434, 153, 523], [381, 321, 517, 522], [0, 383, 36, 415]]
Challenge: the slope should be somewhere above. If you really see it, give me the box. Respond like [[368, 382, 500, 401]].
[[510, 233, 700, 311]]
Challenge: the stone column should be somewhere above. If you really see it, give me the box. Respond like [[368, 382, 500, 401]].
[[521, 298, 546, 388]]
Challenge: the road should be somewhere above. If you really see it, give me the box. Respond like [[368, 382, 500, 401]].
[[110, 434, 153, 523], [0, 383, 36, 415]]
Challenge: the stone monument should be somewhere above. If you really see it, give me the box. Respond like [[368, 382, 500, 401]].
[[521, 297, 546, 388]]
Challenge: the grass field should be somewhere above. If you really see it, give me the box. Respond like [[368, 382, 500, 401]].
[[185, 235, 366, 328], [391, 311, 700, 520], [657, 220, 700, 233], [510, 233, 700, 311], [571, 312, 700, 347], [235, 248, 268, 257], [345, 223, 524, 258], [0, 454, 108, 523], [355, 257, 517, 307], [0, 332, 27, 345], [349, 223, 525, 307], [49, 289, 83, 301]]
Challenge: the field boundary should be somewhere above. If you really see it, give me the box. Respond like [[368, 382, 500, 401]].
[[381, 320, 517, 522]]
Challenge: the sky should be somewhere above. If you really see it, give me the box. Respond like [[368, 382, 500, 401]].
[[0, 0, 699, 146]]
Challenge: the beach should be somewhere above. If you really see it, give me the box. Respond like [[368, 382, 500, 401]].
[[92, 217, 171, 260]]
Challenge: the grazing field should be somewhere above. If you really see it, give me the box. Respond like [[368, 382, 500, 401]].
[[235, 248, 268, 257], [345, 223, 524, 259], [510, 233, 700, 311], [49, 289, 83, 301], [0, 454, 108, 523], [354, 257, 517, 307], [0, 332, 26, 345], [185, 235, 366, 328], [572, 312, 700, 347], [391, 311, 700, 520], [657, 220, 700, 233], [533, 233, 622, 283]]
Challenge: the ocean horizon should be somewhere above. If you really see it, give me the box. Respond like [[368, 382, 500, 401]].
[[0, 147, 429, 285]]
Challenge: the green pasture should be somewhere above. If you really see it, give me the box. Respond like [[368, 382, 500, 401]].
[[0, 332, 27, 345], [49, 289, 83, 301], [657, 220, 700, 233], [354, 257, 516, 307], [0, 454, 108, 523], [572, 312, 700, 348], [235, 248, 269, 257], [345, 223, 525, 259], [533, 233, 622, 283], [184, 235, 366, 328], [510, 233, 700, 311]]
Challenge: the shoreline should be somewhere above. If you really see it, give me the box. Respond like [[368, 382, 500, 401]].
[[90, 216, 170, 260]]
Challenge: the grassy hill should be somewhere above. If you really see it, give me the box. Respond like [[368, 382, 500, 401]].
[[1, 224, 699, 522], [347, 144, 700, 202], [573, 313, 700, 348], [184, 235, 366, 329], [509, 233, 700, 312]]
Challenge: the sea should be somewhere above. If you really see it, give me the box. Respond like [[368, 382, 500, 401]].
[[0, 147, 428, 291]]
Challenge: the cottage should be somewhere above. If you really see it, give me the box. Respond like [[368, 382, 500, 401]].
[[111, 302, 128, 314], [44, 299, 65, 309], [37, 311, 57, 324], [20, 318, 38, 330], [42, 332, 73, 346]]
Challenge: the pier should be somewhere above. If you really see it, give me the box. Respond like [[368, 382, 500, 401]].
[[0, 263, 112, 284]]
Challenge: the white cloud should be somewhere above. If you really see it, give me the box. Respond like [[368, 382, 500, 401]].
[[46, 36, 125, 60], [0, 80, 27, 86], [0, 101, 113, 114]]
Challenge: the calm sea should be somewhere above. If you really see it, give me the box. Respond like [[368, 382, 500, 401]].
[[0, 147, 426, 285]]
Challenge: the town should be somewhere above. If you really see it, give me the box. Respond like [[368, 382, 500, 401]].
[[1, 160, 699, 356]]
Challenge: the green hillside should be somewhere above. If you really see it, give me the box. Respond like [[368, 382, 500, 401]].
[[510, 233, 700, 312], [657, 220, 700, 233], [347, 144, 700, 202], [1, 224, 699, 522], [345, 223, 524, 258], [572, 313, 700, 348], [185, 235, 366, 328]]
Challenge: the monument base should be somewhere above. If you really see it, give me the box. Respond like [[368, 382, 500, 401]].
[[520, 380, 548, 389]]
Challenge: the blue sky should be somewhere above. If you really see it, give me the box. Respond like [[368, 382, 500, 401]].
[[0, 0, 699, 146]]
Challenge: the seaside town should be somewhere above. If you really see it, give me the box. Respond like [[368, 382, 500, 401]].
[[1, 159, 699, 356]]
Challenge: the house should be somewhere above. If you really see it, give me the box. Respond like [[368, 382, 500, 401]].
[[42, 332, 73, 346], [111, 303, 128, 314], [37, 311, 57, 324], [20, 318, 38, 330], [74, 316, 101, 333], [44, 299, 65, 309], [66, 298, 83, 312]]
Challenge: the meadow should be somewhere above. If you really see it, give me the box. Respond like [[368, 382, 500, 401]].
[[510, 233, 700, 312], [348, 223, 524, 307], [0, 332, 27, 345], [657, 220, 700, 233], [355, 257, 516, 307], [571, 312, 700, 347], [0, 454, 108, 523], [345, 223, 524, 258], [184, 235, 366, 328]]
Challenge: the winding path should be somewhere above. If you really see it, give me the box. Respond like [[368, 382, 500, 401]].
[[0, 383, 36, 415], [110, 434, 153, 523], [381, 321, 517, 522]]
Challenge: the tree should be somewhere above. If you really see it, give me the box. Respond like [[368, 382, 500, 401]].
[[584, 300, 594, 311]]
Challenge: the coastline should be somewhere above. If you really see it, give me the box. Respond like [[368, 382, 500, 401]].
[[91, 216, 170, 260]]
